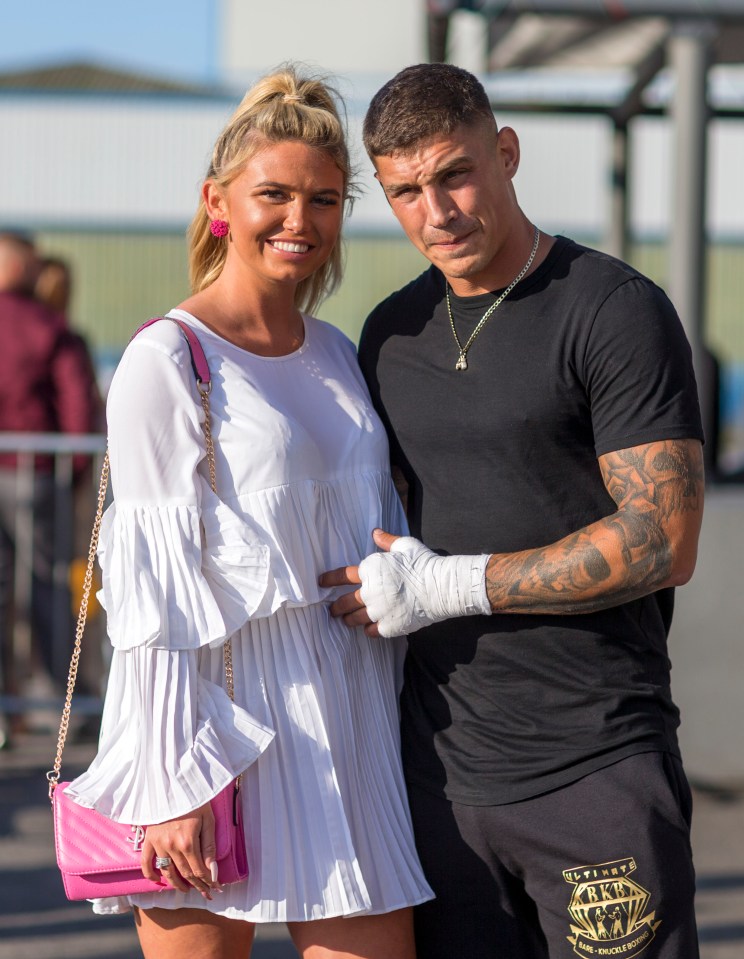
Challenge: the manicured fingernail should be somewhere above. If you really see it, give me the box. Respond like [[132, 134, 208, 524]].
[[210, 862, 219, 883]]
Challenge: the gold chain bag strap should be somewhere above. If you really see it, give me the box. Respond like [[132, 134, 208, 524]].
[[48, 317, 247, 901]]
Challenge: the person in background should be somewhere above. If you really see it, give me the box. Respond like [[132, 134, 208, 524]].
[[0, 234, 101, 747], [64, 65, 432, 959], [34, 255, 104, 435], [34, 253, 106, 734], [35, 255, 73, 316], [322, 63, 705, 958]]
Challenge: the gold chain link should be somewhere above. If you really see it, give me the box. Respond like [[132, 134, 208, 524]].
[[200, 385, 217, 500], [446, 225, 540, 370], [198, 381, 239, 783], [199, 381, 234, 703], [47, 450, 110, 796]]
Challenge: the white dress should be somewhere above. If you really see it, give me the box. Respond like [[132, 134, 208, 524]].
[[66, 310, 434, 922]]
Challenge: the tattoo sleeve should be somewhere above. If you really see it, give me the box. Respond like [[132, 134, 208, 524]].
[[485, 439, 704, 614]]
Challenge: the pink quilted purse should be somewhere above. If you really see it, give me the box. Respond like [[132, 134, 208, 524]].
[[53, 781, 247, 900], [48, 318, 248, 901]]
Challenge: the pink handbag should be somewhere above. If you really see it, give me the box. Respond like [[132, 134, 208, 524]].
[[48, 318, 248, 901], [53, 780, 247, 900]]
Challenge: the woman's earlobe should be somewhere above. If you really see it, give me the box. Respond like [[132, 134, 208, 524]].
[[202, 180, 227, 220]]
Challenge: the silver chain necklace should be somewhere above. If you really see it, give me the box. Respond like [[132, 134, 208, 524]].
[[446, 225, 540, 371]]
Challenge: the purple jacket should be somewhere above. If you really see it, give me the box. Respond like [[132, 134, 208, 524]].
[[0, 290, 102, 471]]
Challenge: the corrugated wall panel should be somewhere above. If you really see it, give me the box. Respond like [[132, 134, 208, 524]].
[[4, 96, 744, 238], [0, 97, 234, 227]]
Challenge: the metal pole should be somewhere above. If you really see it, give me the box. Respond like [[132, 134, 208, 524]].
[[12, 455, 35, 693], [608, 121, 629, 262], [667, 19, 717, 473], [607, 39, 666, 263], [52, 453, 74, 686]]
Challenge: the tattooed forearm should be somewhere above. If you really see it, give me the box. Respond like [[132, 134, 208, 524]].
[[485, 439, 704, 614]]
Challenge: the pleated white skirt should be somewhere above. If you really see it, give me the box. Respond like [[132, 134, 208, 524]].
[[127, 602, 434, 922]]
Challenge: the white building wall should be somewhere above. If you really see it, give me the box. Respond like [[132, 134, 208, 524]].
[[0, 97, 235, 229], [2, 95, 744, 240]]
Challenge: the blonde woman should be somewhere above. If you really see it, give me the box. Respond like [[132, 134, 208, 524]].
[[65, 66, 432, 959]]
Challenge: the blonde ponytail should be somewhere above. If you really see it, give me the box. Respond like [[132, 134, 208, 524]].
[[187, 64, 354, 312]]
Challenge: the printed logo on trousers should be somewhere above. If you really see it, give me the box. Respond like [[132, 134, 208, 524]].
[[563, 858, 662, 957]]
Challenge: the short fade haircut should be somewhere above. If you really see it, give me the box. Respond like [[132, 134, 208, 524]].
[[363, 63, 496, 158]]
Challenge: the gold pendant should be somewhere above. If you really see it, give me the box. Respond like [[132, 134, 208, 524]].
[[455, 354, 468, 371]]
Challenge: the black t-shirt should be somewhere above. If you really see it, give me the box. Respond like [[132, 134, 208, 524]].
[[358, 236, 704, 805]]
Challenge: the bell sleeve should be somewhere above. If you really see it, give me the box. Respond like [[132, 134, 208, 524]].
[[65, 644, 274, 824], [65, 322, 275, 821], [98, 325, 280, 650]]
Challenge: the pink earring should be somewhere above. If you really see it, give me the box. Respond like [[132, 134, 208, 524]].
[[210, 219, 229, 238]]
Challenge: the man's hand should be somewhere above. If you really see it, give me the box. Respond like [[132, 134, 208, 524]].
[[321, 529, 400, 637], [321, 529, 491, 638]]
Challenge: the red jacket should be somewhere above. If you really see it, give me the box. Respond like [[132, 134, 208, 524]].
[[0, 291, 102, 471]]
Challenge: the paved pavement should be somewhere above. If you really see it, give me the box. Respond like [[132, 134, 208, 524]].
[[1, 730, 742, 959]]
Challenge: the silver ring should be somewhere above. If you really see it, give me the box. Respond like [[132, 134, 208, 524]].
[[154, 856, 172, 870]]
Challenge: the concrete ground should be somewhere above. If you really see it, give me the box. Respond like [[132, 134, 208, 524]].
[[0, 731, 741, 959]]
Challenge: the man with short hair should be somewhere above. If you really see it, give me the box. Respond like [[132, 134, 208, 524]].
[[322, 63, 703, 957]]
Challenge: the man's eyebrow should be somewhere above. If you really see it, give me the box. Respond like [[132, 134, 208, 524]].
[[382, 180, 415, 195], [381, 155, 474, 194]]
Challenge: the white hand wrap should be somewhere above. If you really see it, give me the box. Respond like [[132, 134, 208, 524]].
[[358, 536, 492, 638]]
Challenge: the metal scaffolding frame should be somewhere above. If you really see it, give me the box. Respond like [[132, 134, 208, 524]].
[[431, 1, 744, 474]]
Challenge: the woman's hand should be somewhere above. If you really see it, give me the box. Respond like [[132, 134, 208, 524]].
[[321, 529, 401, 637], [141, 800, 222, 899]]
